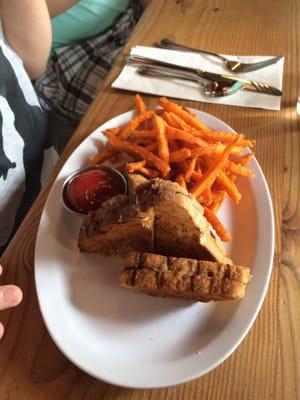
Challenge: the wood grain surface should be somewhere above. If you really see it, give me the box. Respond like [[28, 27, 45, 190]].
[[1, 0, 299, 399]]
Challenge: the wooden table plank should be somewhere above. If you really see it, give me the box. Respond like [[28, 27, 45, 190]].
[[0, 0, 299, 398]]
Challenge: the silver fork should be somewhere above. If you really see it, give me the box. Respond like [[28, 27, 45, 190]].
[[156, 38, 283, 73]]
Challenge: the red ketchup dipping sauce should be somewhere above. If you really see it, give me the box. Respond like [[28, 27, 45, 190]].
[[63, 166, 127, 215]]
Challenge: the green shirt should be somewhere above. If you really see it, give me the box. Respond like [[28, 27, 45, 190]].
[[51, 0, 130, 49]]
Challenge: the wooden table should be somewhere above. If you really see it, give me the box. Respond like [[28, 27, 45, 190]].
[[1, 0, 299, 398]]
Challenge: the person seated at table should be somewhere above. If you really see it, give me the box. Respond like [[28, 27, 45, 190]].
[[0, 0, 145, 338], [0, 0, 54, 337], [0, 0, 57, 254], [0, 0, 144, 251], [36, 0, 144, 135], [49, 0, 132, 50]]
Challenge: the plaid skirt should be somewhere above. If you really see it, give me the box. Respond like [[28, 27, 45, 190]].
[[35, 2, 142, 125]]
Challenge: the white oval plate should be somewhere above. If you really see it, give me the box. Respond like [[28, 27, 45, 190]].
[[34, 109, 274, 388]]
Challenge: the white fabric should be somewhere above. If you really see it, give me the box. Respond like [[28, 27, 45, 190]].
[[0, 95, 25, 245], [112, 46, 284, 110], [0, 21, 58, 249]]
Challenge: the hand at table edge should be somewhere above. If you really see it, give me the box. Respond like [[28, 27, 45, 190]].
[[0, 265, 23, 339]]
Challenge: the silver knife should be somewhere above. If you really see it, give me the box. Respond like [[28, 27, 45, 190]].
[[127, 55, 282, 96]]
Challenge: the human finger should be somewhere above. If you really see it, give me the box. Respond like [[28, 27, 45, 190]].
[[0, 285, 23, 311]]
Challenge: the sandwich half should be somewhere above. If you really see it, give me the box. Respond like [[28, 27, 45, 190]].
[[120, 252, 252, 302], [78, 177, 231, 264]]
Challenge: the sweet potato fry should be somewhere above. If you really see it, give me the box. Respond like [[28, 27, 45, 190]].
[[119, 110, 156, 139], [189, 144, 219, 158], [171, 114, 191, 130], [191, 129, 238, 142], [217, 139, 255, 153], [226, 160, 253, 177], [168, 139, 180, 151], [125, 160, 146, 173], [161, 111, 178, 128], [216, 171, 241, 204], [195, 159, 202, 173], [182, 106, 196, 117], [125, 161, 160, 178], [191, 130, 254, 148], [185, 157, 197, 183], [106, 131, 170, 176], [176, 160, 190, 172], [169, 148, 191, 163], [175, 173, 187, 190], [144, 142, 158, 152], [166, 125, 211, 147], [162, 112, 191, 131], [204, 207, 231, 242], [190, 170, 203, 182], [127, 130, 156, 139], [137, 167, 160, 179], [195, 188, 212, 206], [240, 138, 256, 148], [189, 142, 246, 159], [135, 94, 146, 114], [88, 147, 114, 166], [154, 115, 169, 165], [203, 188, 213, 205], [233, 153, 254, 166], [209, 190, 226, 213], [103, 128, 120, 137], [136, 94, 151, 129], [190, 135, 241, 198], [159, 97, 209, 132]]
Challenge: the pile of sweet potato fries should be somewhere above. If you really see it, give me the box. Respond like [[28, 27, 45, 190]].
[[88, 95, 255, 242]]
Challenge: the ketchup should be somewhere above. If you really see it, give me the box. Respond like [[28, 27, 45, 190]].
[[63, 167, 126, 214]]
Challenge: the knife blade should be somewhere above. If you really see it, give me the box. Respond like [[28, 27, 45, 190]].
[[127, 55, 282, 96]]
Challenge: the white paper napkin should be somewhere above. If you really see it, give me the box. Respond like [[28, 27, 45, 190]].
[[112, 46, 284, 110]]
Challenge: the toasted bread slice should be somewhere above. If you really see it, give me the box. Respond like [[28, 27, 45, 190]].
[[126, 173, 148, 196], [120, 252, 252, 302], [136, 179, 230, 263], [78, 177, 230, 263], [78, 195, 154, 255]]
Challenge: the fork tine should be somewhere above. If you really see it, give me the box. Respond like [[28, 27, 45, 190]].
[[235, 56, 283, 73]]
